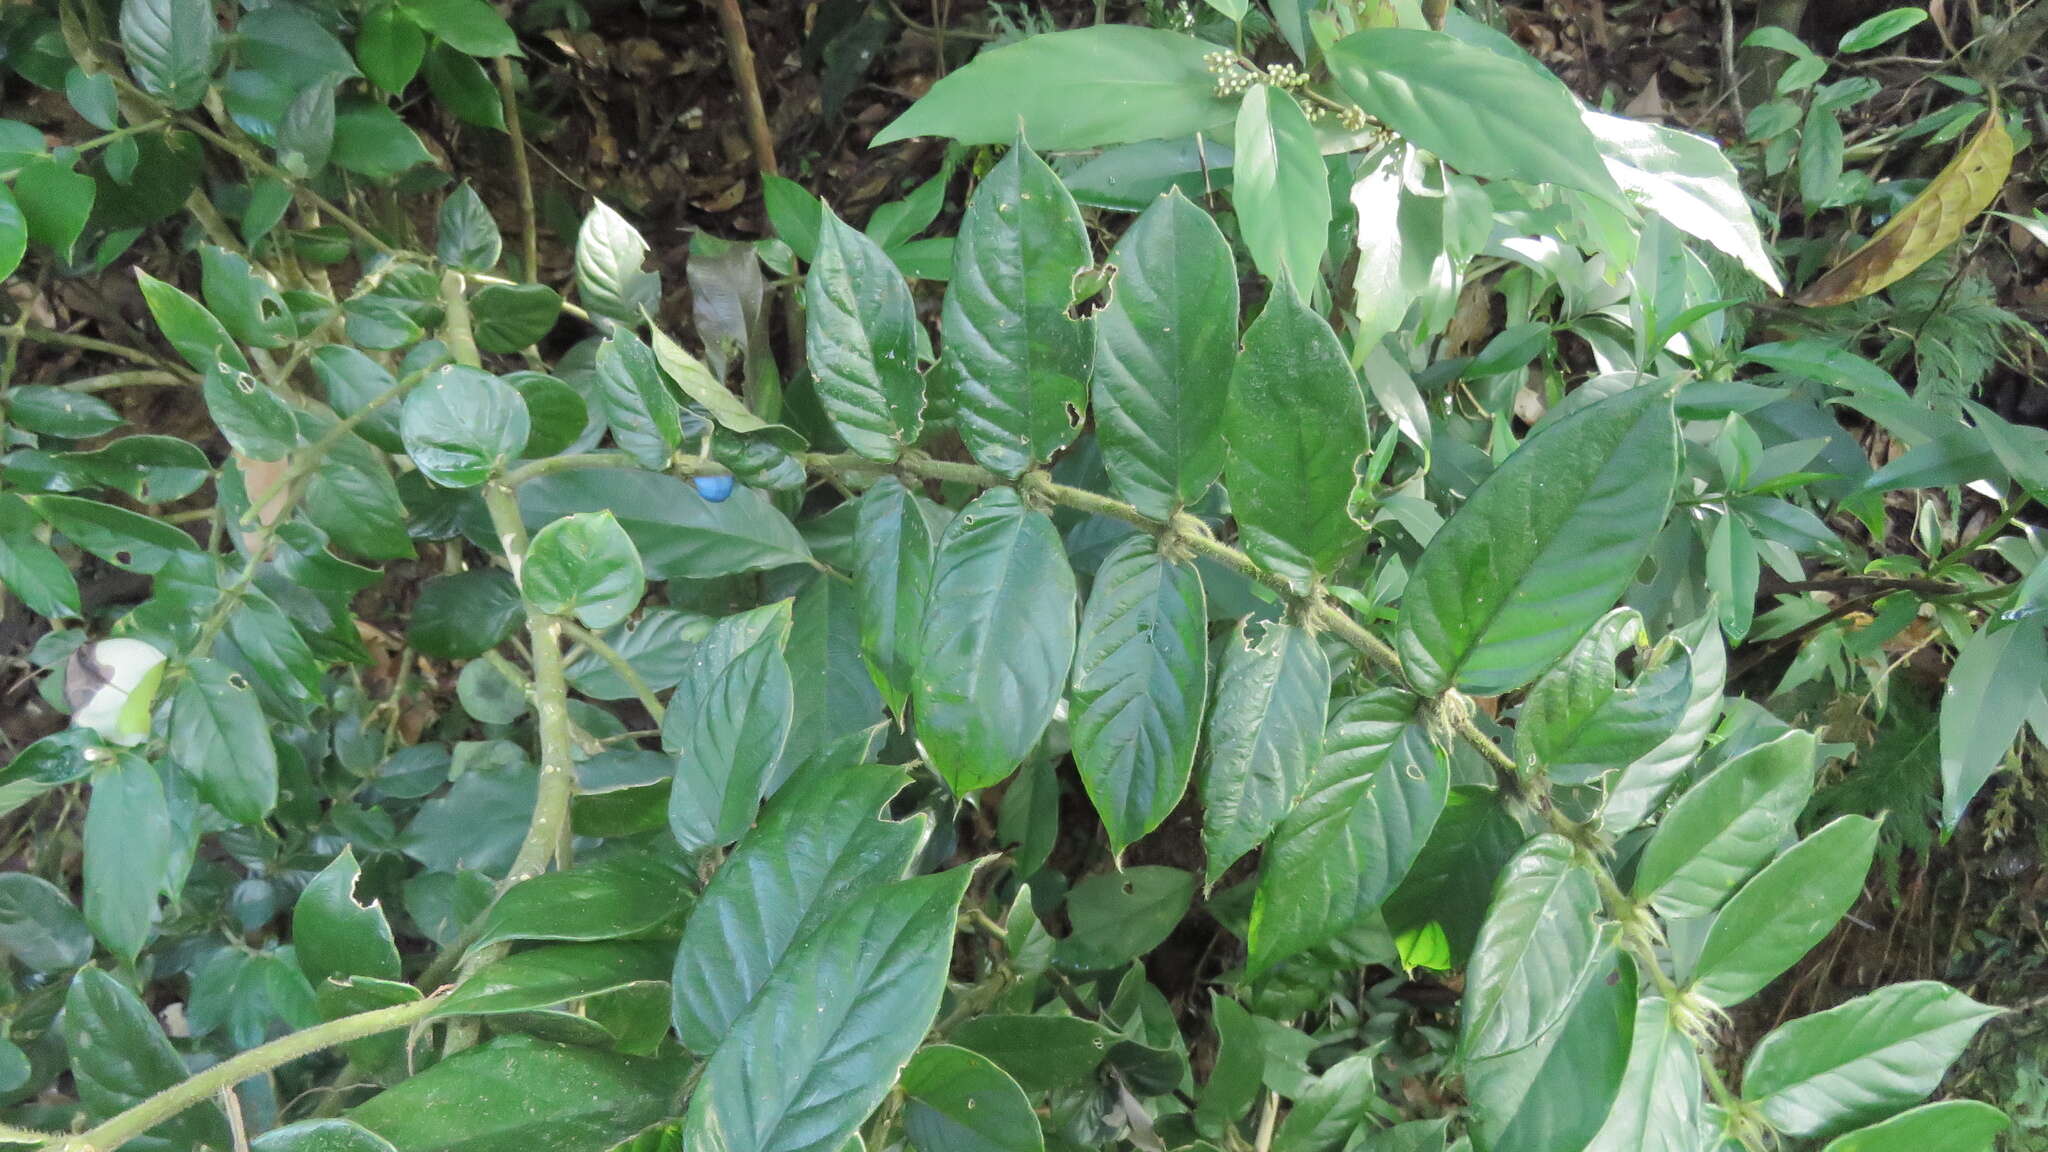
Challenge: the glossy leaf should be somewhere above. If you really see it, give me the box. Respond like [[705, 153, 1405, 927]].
[[523, 511, 646, 630], [436, 942, 670, 1016], [1689, 815, 1879, 1007], [1396, 384, 1678, 696], [949, 1015, 1117, 1092], [1584, 997, 1703, 1152], [83, 753, 172, 965], [135, 269, 248, 372], [940, 139, 1091, 478], [1633, 729, 1816, 919], [851, 478, 944, 714], [400, 366, 529, 488], [294, 847, 402, 987], [474, 850, 691, 950], [438, 183, 502, 272], [680, 867, 973, 1152], [913, 488, 1077, 793], [1939, 620, 2047, 829], [120, 0, 217, 109], [671, 765, 923, 1047], [1090, 190, 1236, 520], [1200, 619, 1332, 887], [875, 27, 1233, 150], [65, 967, 232, 1149], [1246, 689, 1444, 976], [349, 1036, 687, 1152], [1222, 282, 1368, 592], [1819, 1100, 2009, 1152], [593, 331, 682, 470], [1327, 29, 1621, 202], [666, 603, 795, 853], [168, 657, 278, 824], [1070, 536, 1207, 854], [0, 873, 92, 971], [1233, 86, 1329, 297], [1464, 946, 1633, 1152], [518, 468, 811, 579], [807, 203, 924, 460], [250, 1120, 400, 1152], [1742, 981, 2000, 1137], [1055, 866, 1193, 972], [1515, 609, 1692, 784], [901, 1044, 1044, 1152], [575, 200, 659, 325], [1460, 835, 1603, 1059], [1601, 613, 1725, 832]]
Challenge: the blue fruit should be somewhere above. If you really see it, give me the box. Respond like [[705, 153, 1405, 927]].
[[693, 474, 736, 502]]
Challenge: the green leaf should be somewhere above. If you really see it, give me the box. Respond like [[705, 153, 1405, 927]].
[[1070, 537, 1207, 855], [475, 850, 691, 950], [1223, 281, 1368, 592], [680, 867, 973, 1152], [83, 754, 171, 964], [1689, 815, 1879, 1007], [783, 572, 885, 777], [16, 158, 96, 260], [30, 494, 199, 574], [473, 283, 562, 353], [1233, 86, 1330, 297], [439, 182, 502, 271], [357, 4, 426, 93], [1464, 947, 1633, 1152], [398, 0, 520, 57], [65, 967, 233, 1148], [436, 942, 670, 1016], [648, 324, 800, 446], [806, 202, 925, 460], [0, 872, 92, 970], [1273, 1048, 1380, 1152], [1396, 385, 1678, 696], [1939, 620, 2047, 829], [1742, 981, 2001, 1137], [1514, 609, 1692, 784], [1246, 689, 1444, 976], [169, 657, 278, 823], [1633, 729, 1816, 919], [1581, 111, 1783, 292], [1820, 1101, 2009, 1152], [332, 99, 434, 179], [852, 477, 945, 715], [203, 359, 300, 461], [1460, 834, 1604, 1059], [423, 42, 504, 129], [1089, 189, 1236, 520], [673, 766, 925, 1053], [349, 1036, 687, 1152], [119, 0, 217, 109], [410, 569, 523, 659], [1200, 619, 1331, 889], [518, 468, 811, 579], [1584, 998, 1703, 1152], [135, 269, 248, 372], [0, 516, 79, 620], [294, 846, 402, 987], [1196, 995, 1265, 1130], [1055, 866, 1193, 971], [940, 139, 1092, 478], [251, 1120, 400, 1152], [764, 174, 823, 262], [949, 1015, 1117, 1093], [5, 384, 122, 438], [401, 365, 529, 488], [1839, 9, 1928, 53], [1601, 612, 1726, 832], [576, 200, 659, 325], [914, 487, 1077, 793], [199, 245, 295, 348], [666, 603, 795, 853], [594, 330, 684, 468], [1798, 104, 1845, 211], [0, 184, 25, 280], [901, 1044, 1045, 1152], [1327, 29, 1622, 203], [523, 511, 645, 630], [874, 27, 1234, 151]]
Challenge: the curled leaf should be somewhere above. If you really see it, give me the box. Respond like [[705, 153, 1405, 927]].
[[1795, 108, 2013, 307]]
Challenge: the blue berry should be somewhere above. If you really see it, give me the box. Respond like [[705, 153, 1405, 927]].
[[693, 474, 736, 502]]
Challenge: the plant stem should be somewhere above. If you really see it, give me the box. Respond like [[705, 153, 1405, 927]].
[[560, 619, 664, 723], [40, 997, 439, 1152], [499, 451, 641, 486], [492, 57, 540, 283]]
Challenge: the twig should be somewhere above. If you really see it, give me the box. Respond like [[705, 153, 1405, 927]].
[[708, 0, 780, 177], [560, 619, 664, 723], [493, 57, 540, 283]]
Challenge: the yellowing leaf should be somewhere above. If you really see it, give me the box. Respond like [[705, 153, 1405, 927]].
[[1795, 108, 2014, 307]]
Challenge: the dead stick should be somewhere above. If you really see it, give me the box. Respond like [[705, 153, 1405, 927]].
[[710, 0, 780, 178]]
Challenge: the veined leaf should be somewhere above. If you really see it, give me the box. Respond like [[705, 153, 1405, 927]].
[[1233, 86, 1330, 297], [1742, 981, 2001, 1138], [575, 200, 659, 325], [1633, 729, 1816, 919], [672, 766, 927, 1054], [1199, 618, 1331, 888], [874, 27, 1233, 151], [1090, 190, 1236, 521], [294, 847, 402, 987], [1515, 609, 1691, 785], [1069, 536, 1208, 855], [1464, 945, 1633, 1152], [901, 1045, 1044, 1152], [1245, 689, 1444, 976], [1939, 620, 2047, 829], [665, 603, 795, 853], [1600, 612, 1725, 832], [1396, 385, 1678, 697], [1795, 108, 2013, 307], [940, 139, 1091, 478], [1222, 282, 1368, 592], [169, 657, 279, 824], [1460, 835, 1603, 1059], [1584, 998, 1703, 1152], [680, 868, 973, 1152], [1689, 815, 1879, 1008], [913, 488, 1077, 793], [66, 968, 233, 1149], [1819, 1101, 2009, 1152], [806, 203, 925, 460], [120, 0, 218, 110], [852, 479, 946, 715]]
